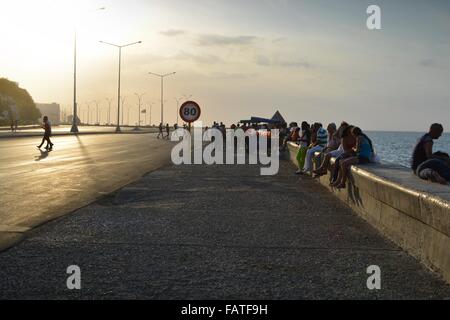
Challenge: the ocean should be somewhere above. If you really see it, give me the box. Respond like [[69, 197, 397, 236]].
[[367, 131, 450, 168]]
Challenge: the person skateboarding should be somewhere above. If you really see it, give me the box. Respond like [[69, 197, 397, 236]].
[[37, 116, 53, 150]]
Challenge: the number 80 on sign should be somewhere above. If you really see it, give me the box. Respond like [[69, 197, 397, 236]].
[[179, 101, 201, 123]]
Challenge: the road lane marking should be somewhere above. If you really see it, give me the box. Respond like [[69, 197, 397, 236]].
[[0, 225, 30, 233]]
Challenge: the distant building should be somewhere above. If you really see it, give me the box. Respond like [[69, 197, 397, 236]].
[[36, 103, 60, 125]]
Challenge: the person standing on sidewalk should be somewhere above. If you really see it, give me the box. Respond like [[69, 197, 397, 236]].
[[37, 116, 53, 150], [157, 123, 163, 139], [165, 123, 170, 139]]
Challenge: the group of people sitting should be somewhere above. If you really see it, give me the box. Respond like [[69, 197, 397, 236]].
[[283, 121, 376, 189], [284, 121, 449, 187]]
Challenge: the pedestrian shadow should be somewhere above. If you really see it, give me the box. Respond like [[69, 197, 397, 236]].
[[75, 135, 98, 175], [35, 149, 52, 161], [75, 135, 93, 161]]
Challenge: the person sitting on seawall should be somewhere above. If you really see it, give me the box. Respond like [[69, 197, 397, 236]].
[[313, 121, 349, 177], [311, 122, 340, 176], [280, 122, 295, 150], [295, 122, 311, 174], [291, 126, 301, 143], [411, 123, 444, 173], [329, 125, 356, 184], [416, 151, 450, 185], [278, 123, 288, 150], [300, 123, 328, 175], [332, 127, 374, 189]]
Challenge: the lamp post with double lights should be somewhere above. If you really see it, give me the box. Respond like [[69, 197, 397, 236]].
[[106, 97, 113, 125], [85, 102, 91, 125], [147, 102, 154, 127], [148, 72, 176, 125], [134, 92, 145, 129], [92, 100, 100, 125], [126, 105, 132, 126], [100, 40, 142, 133], [121, 96, 126, 126]]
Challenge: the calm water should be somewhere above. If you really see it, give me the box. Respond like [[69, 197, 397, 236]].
[[367, 131, 450, 168]]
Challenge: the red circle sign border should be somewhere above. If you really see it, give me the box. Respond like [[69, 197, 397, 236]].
[[179, 100, 201, 123]]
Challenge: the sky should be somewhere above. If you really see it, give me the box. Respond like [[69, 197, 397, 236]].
[[0, 0, 449, 131]]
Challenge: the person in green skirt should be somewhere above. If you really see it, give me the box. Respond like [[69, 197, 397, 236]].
[[296, 122, 312, 174]]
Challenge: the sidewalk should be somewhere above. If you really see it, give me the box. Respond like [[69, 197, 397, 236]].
[[0, 159, 449, 299], [0, 125, 159, 138]]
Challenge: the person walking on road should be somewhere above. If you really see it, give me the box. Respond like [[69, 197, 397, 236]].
[[165, 123, 170, 139], [37, 116, 53, 150], [157, 123, 164, 139]]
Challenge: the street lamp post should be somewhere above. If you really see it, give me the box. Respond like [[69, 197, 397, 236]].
[[127, 105, 131, 125], [134, 93, 145, 129], [86, 102, 91, 125], [100, 40, 142, 133], [148, 72, 176, 126], [106, 98, 112, 125], [121, 96, 126, 126], [148, 103, 154, 127], [70, 30, 79, 133], [71, 7, 106, 134], [92, 100, 99, 125]]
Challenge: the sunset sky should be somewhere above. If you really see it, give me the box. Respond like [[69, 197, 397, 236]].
[[1, 0, 449, 131]]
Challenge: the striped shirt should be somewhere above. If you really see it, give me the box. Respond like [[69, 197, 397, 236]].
[[316, 127, 328, 147]]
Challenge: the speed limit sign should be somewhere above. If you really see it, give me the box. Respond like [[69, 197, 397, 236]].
[[179, 101, 201, 123]]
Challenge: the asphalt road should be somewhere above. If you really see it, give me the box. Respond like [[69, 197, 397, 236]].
[[0, 133, 174, 250], [0, 125, 159, 138]]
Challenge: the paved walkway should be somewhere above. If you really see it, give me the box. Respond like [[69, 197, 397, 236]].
[[0, 159, 449, 299]]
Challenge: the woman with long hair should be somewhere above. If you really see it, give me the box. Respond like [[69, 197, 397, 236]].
[[295, 122, 311, 174], [332, 127, 373, 189]]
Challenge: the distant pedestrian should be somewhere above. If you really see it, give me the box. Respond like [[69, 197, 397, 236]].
[[14, 120, 18, 132], [10, 119, 14, 132], [37, 116, 53, 150], [157, 123, 163, 139], [165, 123, 170, 139]]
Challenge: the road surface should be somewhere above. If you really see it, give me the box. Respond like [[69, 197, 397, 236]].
[[0, 125, 159, 138], [0, 133, 174, 250]]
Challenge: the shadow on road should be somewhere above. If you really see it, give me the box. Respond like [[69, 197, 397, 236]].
[[34, 149, 52, 161]]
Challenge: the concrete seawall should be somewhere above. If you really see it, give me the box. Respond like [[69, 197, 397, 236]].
[[287, 142, 450, 283]]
